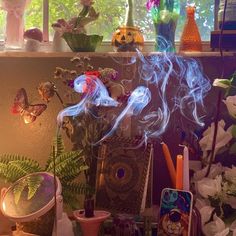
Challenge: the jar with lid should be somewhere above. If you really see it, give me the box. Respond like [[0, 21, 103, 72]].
[[218, 0, 236, 30]]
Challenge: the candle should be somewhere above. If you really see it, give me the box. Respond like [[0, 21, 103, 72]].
[[161, 142, 176, 187], [183, 146, 190, 191], [176, 155, 183, 190]]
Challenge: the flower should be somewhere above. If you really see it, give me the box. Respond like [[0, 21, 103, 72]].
[[196, 175, 222, 198], [223, 96, 236, 119], [146, 0, 160, 10], [224, 166, 236, 184], [202, 214, 229, 236], [213, 78, 231, 89], [38, 82, 56, 102], [193, 163, 223, 181], [199, 120, 233, 160]]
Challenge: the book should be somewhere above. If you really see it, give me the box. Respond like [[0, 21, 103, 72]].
[[95, 136, 153, 215]]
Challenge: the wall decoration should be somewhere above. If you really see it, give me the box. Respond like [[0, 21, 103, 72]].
[[95, 136, 153, 215], [112, 0, 144, 52]]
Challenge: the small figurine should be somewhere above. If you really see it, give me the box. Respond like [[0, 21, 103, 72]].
[[112, 0, 144, 52]]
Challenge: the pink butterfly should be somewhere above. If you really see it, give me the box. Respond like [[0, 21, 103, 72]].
[[11, 88, 47, 124]]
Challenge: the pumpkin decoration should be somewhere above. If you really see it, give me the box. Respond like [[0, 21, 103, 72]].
[[112, 26, 144, 52], [112, 0, 144, 52]]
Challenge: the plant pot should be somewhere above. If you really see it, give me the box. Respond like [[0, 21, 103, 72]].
[[62, 33, 103, 52]]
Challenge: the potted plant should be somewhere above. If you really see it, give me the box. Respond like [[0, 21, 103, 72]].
[[52, 0, 103, 52], [0, 135, 92, 235]]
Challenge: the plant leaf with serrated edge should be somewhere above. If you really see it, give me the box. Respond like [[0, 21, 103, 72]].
[[232, 125, 236, 138], [27, 175, 44, 200], [229, 143, 236, 155], [13, 180, 27, 205]]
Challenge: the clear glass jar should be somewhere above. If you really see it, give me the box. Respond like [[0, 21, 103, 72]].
[[218, 0, 236, 30], [1, 0, 31, 49]]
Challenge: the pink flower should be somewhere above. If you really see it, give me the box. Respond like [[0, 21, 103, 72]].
[[146, 0, 160, 10]]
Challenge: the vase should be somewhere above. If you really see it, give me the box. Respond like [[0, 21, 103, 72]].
[[1, 0, 31, 49], [152, 0, 180, 52], [179, 5, 202, 52]]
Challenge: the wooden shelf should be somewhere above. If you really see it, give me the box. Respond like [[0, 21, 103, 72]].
[[0, 50, 235, 58]]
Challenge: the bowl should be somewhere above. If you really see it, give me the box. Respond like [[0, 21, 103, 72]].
[[62, 33, 103, 52]]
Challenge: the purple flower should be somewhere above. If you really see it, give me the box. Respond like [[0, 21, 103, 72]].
[[146, 0, 160, 10]]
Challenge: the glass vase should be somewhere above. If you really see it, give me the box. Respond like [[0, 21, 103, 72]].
[[1, 0, 31, 49], [179, 5, 202, 52], [152, 0, 180, 52]]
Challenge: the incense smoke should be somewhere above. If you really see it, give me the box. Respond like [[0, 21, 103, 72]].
[[57, 74, 119, 124], [57, 37, 211, 144]]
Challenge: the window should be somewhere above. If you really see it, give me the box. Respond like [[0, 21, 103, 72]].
[[0, 0, 214, 42]]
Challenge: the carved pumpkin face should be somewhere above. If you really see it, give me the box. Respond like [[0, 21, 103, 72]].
[[112, 26, 144, 52]]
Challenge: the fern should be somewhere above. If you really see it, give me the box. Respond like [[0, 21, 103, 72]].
[[0, 155, 42, 183], [46, 150, 84, 172], [13, 181, 26, 205], [13, 175, 44, 205], [45, 135, 65, 170], [65, 182, 94, 196], [0, 135, 89, 210], [27, 175, 44, 200]]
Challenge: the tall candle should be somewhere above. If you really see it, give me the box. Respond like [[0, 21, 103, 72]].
[[176, 155, 183, 190], [183, 146, 190, 191], [161, 142, 176, 187]]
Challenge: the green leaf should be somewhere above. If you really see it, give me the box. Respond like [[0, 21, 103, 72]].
[[232, 125, 236, 138], [27, 175, 44, 200], [13, 181, 27, 205], [229, 143, 236, 155]]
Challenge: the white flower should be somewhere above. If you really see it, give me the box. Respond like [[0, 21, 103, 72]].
[[213, 78, 231, 89], [223, 96, 236, 119], [199, 206, 215, 226], [195, 198, 209, 210], [196, 175, 222, 198], [202, 214, 228, 236], [193, 163, 223, 181], [230, 219, 236, 232], [224, 166, 236, 184], [199, 120, 233, 160]]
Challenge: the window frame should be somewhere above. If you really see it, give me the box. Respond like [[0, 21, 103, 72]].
[[40, 0, 218, 43]]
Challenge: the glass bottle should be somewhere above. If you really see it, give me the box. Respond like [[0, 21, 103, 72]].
[[179, 5, 202, 52], [152, 0, 180, 52], [1, 0, 31, 50]]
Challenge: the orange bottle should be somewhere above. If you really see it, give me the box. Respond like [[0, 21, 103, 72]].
[[179, 5, 202, 52]]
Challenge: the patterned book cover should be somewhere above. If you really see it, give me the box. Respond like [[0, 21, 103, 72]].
[[95, 136, 153, 215]]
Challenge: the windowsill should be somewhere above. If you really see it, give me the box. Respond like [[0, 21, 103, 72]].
[[0, 41, 235, 58]]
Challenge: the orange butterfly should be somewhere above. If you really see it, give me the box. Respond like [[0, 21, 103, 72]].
[[11, 88, 47, 124]]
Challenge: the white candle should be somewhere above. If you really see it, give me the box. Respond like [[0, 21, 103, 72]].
[[183, 146, 190, 191]]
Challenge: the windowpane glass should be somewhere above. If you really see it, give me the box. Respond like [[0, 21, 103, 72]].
[[0, 0, 214, 43], [25, 0, 43, 30]]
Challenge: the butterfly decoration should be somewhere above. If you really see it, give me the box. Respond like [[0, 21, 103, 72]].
[[11, 88, 47, 124]]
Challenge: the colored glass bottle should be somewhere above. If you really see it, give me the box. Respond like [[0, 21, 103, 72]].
[[179, 5, 202, 52], [152, 0, 180, 52]]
